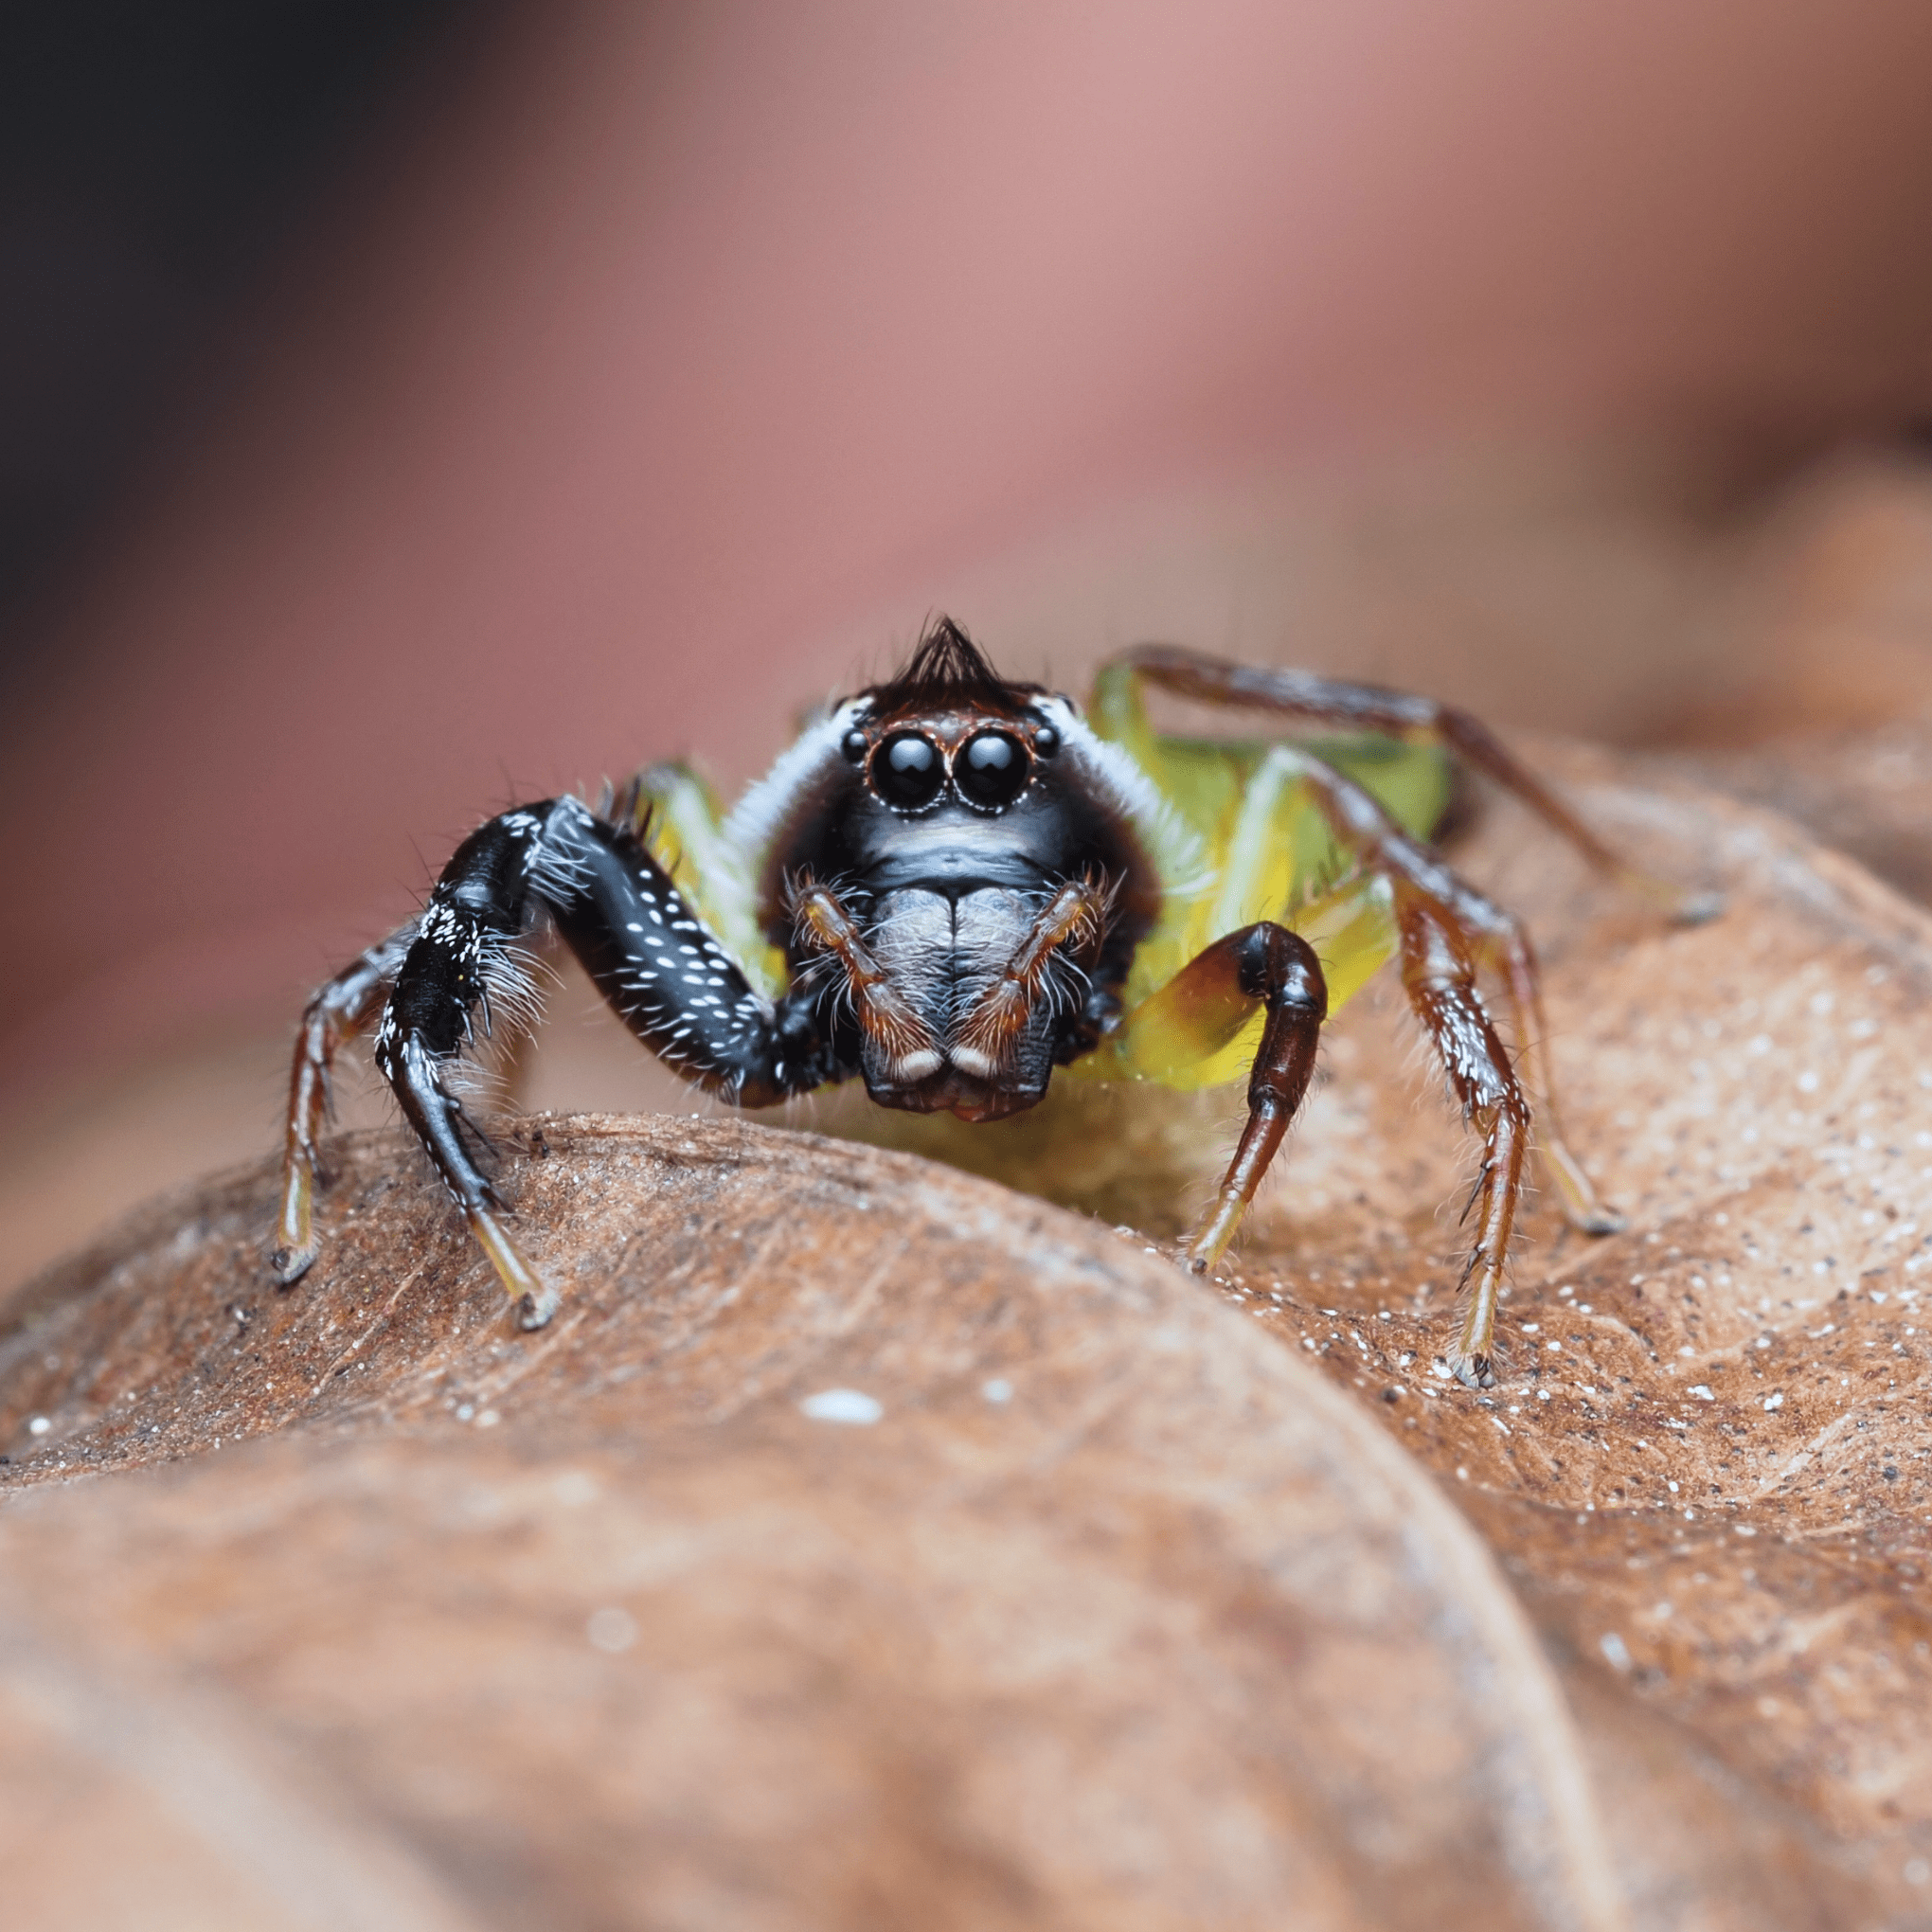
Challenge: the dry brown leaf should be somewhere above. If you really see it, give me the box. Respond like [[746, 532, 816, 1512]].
[[1234, 752, 1932, 1927], [1672, 718, 1932, 911], [0, 1121, 1620, 1932], [5, 751, 1932, 1928]]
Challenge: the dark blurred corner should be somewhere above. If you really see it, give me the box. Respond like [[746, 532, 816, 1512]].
[[0, 0, 471, 683]]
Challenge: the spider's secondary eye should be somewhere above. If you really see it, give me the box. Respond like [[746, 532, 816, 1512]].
[[840, 727, 868, 764], [957, 730, 1029, 809], [873, 732, 944, 808], [1032, 723, 1059, 758]]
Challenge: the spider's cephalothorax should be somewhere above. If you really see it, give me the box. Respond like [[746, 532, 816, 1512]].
[[272, 617, 1703, 1386], [760, 625, 1157, 1121]]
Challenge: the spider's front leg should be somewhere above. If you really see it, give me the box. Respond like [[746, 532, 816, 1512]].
[[287, 796, 832, 1329]]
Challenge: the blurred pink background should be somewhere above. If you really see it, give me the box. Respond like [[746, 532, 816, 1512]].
[[7, 0, 1932, 1286]]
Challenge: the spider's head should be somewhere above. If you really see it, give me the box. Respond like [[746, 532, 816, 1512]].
[[742, 619, 1166, 1118]]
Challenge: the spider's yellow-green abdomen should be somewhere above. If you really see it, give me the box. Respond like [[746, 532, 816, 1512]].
[[1068, 662, 1451, 1091]]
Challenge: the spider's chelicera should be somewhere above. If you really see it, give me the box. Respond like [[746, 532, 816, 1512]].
[[273, 618, 1697, 1386]]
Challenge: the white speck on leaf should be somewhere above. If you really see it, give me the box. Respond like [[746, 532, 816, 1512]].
[[801, 1387, 883, 1425]]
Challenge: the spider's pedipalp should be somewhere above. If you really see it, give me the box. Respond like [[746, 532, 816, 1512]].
[[789, 878, 941, 1082]]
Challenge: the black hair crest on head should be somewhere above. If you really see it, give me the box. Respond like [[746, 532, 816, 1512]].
[[862, 616, 1037, 722]]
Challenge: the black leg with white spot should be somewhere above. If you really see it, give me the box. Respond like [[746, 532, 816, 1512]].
[[544, 804, 833, 1105], [358, 796, 834, 1327]]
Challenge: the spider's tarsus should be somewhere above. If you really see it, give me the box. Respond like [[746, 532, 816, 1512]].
[[269, 1242, 318, 1288], [1448, 1351, 1496, 1391], [516, 1285, 560, 1331], [1577, 1206, 1626, 1237]]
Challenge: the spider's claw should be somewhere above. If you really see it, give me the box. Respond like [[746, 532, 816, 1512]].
[[1577, 1205, 1626, 1237], [269, 1239, 319, 1288], [516, 1284, 560, 1331], [1447, 1350, 1496, 1391]]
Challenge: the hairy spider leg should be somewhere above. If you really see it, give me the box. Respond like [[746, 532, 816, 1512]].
[[308, 796, 832, 1328], [1122, 644, 1719, 921], [1396, 893, 1528, 1390], [613, 760, 787, 997], [1266, 742, 1596, 1386], [1143, 923, 1328, 1272], [273, 923, 418, 1285], [1111, 648, 1631, 1227], [953, 879, 1108, 1078], [1483, 919, 1621, 1235]]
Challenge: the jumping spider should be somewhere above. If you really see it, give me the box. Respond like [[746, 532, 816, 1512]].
[[273, 619, 1697, 1386]]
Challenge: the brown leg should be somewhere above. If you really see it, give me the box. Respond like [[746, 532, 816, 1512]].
[[789, 880, 939, 1081], [1482, 921, 1621, 1234], [953, 880, 1107, 1079], [1239, 743, 1615, 1383], [1121, 644, 1718, 919], [271, 923, 416, 1284], [1159, 922, 1328, 1273], [1396, 893, 1528, 1388], [1230, 735, 1617, 1222]]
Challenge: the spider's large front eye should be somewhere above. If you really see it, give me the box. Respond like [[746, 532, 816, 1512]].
[[873, 732, 944, 809], [956, 730, 1029, 809]]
